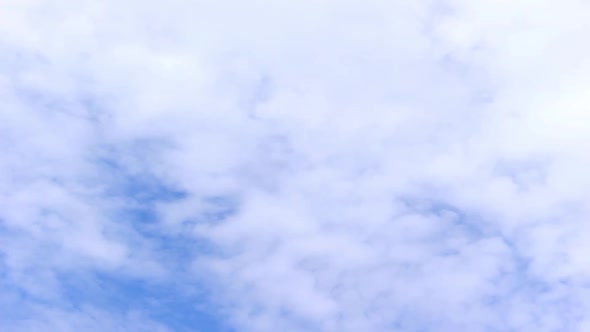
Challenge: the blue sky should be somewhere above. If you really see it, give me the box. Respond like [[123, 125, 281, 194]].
[[2, 0, 590, 331]]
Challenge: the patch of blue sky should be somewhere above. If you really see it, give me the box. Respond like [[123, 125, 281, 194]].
[[93, 152, 186, 203], [0, 221, 231, 331], [96, 148, 239, 272], [57, 270, 232, 332], [9, 142, 241, 331], [0, 286, 32, 327]]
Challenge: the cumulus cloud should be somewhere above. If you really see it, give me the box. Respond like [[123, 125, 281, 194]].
[[2, 0, 590, 331]]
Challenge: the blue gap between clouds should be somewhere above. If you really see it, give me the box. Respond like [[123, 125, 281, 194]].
[[60, 149, 238, 331], [59, 270, 232, 332]]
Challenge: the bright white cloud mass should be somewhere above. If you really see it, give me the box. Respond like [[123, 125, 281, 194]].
[[2, 1, 590, 331]]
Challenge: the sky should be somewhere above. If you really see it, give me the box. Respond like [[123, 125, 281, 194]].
[[2, 0, 590, 331]]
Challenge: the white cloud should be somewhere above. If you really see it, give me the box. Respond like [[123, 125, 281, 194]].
[[2, 0, 590, 331]]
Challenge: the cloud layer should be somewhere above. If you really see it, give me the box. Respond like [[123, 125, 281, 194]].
[[2, 1, 590, 331]]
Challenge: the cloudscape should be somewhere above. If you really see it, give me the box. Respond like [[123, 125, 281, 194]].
[[2, 1, 590, 331]]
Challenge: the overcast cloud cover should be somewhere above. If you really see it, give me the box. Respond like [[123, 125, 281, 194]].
[[2, 0, 590, 331]]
